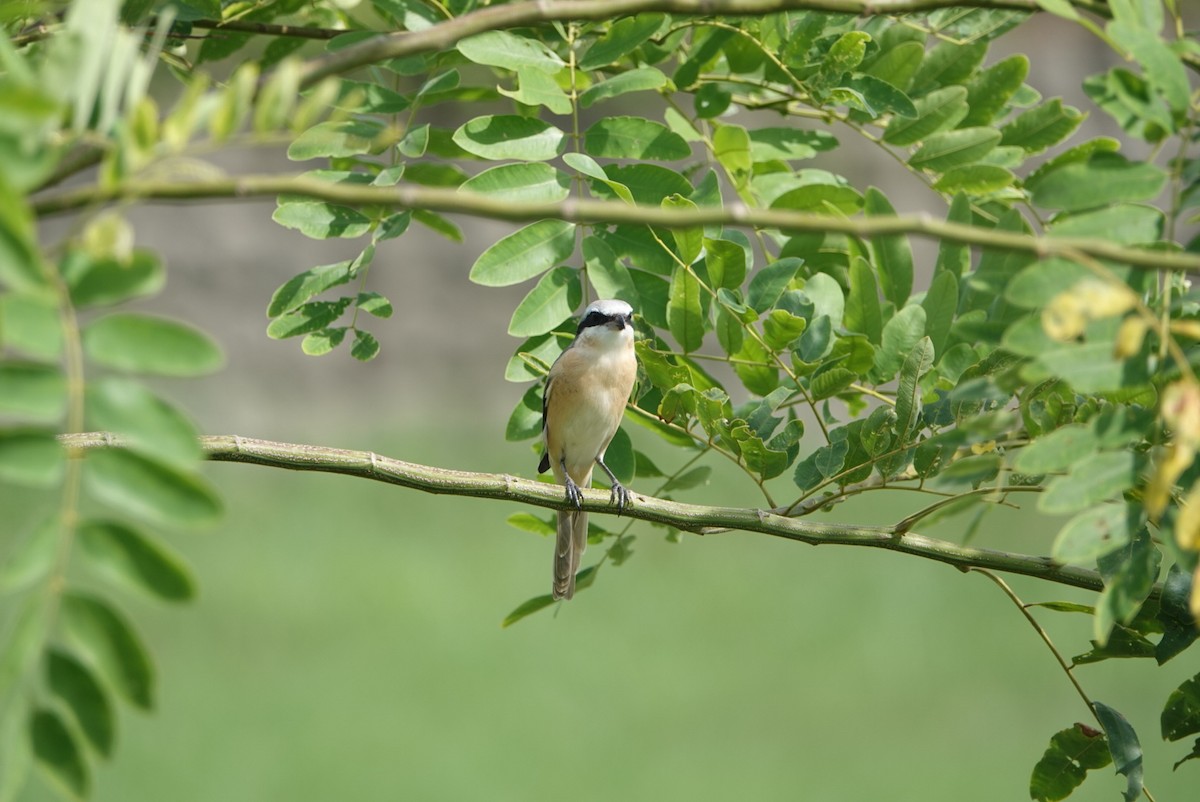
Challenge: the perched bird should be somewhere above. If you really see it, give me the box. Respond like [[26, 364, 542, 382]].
[[538, 299, 639, 600]]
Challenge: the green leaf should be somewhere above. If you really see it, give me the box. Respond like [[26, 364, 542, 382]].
[[508, 267, 583, 337], [712, 124, 752, 181], [498, 67, 572, 114], [843, 74, 917, 118], [703, 238, 747, 292], [1048, 204, 1162, 245], [350, 329, 380, 361], [287, 119, 388, 160], [962, 54, 1028, 127], [763, 309, 807, 351], [1039, 451, 1138, 515], [469, 220, 576, 287], [1155, 565, 1198, 664], [0, 173, 42, 291], [456, 29, 563, 71], [29, 709, 88, 798], [811, 367, 857, 400], [267, 299, 352, 340], [86, 378, 201, 467], [506, 385, 543, 442], [747, 128, 837, 161], [0, 594, 49, 706], [1053, 505, 1134, 564], [412, 210, 462, 242], [0, 362, 65, 422], [663, 465, 711, 492], [272, 201, 371, 239], [1092, 702, 1143, 802], [747, 258, 802, 313], [578, 14, 664, 70], [909, 127, 1000, 172], [356, 292, 392, 318], [864, 189, 913, 307], [1162, 673, 1200, 741], [1000, 99, 1085, 154], [909, 40, 986, 95], [581, 236, 637, 305], [1035, 341, 1141, 395], [1029, 724, 1112, 802], [1031, 152, 1167, 212], [452, 115, 564, 161], [871, 304, 926, 382], [922, 270, 958, 356], [60, 593, 154, 709], [583, 116, 690, 160], [67, 249, 164, 308], [1034, 0, 1080, 20], [668, 266, 703, 353], [301, 327, 347, 356], [864, 40, 924, 90], [83, 314, 224, 377], [882, 86, 969, 146], [564, 152, 634, 204], [79, 519, 196, 602], [506, 513, 556, 537], [843, 256, 882, 344], [0, 516, 59, 594], [0, 429, 63, 488], [933, 164, 1015, 195], [459, 163, 571, 204], [1014, 424, 1097, 473], [85, 448, 222, 527], [593, 164, 692, 205], [1109, 21, 1190, 113], [579, 66, 667, 107], [0, 695, 32, 802], [771, 184, 863, 215], [0, 293, 61, 361], [45, 650, 115, 757], [662, 195, 702, 265], [501, 593, 557, 627], [894, 336, 934, 444]]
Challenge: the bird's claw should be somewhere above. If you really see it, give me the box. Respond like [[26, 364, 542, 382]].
[[610, 482, 632, 514], [564, 479, 584, 510]]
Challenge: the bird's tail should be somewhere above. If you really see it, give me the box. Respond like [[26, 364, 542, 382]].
[[552, 509, 588, 600]]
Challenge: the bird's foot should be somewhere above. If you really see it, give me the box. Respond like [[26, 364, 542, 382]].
[[609, 482, 633, 514], [564, 478, 584, 510]]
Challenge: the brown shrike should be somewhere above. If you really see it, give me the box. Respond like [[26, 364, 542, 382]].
[[538, 299, 638, 600]]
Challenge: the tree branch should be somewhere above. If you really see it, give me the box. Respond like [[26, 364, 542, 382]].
[[31, 175, 1200, 272], [58, 432, 1151, 600], [293, 0, 1044, 87]]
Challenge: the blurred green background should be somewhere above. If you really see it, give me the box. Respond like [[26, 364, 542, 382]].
[[8, 417, 1196, 801]]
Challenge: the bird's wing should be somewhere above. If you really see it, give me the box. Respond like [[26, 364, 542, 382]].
[[538, 354, 560, 474]]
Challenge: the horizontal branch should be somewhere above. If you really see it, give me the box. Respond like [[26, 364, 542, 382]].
[[31, 175, 1200, 272], [294, 0, 1043, 87], [59, 432, 1141, 599]]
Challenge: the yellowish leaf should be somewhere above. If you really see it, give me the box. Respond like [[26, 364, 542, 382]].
[[1145, 443, 1194, 519], [1113, 316, 1147, 358], [1175, 478, 1200, 550], [1162, 380, 1200, 445], [1042, 293, 1086, 341]]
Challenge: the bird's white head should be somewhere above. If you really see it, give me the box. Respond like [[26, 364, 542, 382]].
[[574, 299, 634, 349]]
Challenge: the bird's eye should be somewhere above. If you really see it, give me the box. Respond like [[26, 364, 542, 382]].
[[577, 311, 608, 333]]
